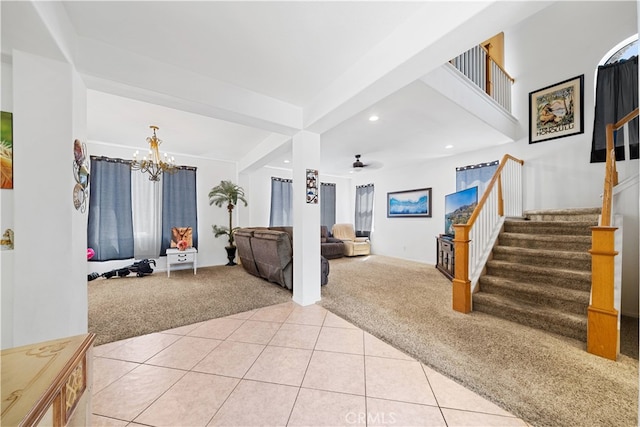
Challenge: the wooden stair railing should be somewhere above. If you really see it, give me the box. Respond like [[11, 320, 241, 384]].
[[588, 107, 638, 360], [453, 154, 524, 313]]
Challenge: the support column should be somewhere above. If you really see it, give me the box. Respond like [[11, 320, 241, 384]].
[[12, 51, 88, 346], [291, 131, 321, 306]]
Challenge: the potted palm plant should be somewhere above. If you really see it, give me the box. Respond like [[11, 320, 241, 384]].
[[209, 180, 248, 265]]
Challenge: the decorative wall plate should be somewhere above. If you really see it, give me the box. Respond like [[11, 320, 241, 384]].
[[73, 139, 85, 165], [73, 183, 83, 210], [72, 139, 89, 212]]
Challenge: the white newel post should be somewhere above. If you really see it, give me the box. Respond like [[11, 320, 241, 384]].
[[292, 131, 321, 306]]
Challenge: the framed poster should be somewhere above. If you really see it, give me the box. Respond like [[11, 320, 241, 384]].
[[1, 111, 13, 189], [306, 169, 318, 204], [387, 187, 432, 218], [529, 75, 584, 144]]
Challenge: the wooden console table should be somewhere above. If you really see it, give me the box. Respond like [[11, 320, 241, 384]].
[[166, 247, 198, 277], [1, 333, 95, 426], [436, 235, 455, 281]]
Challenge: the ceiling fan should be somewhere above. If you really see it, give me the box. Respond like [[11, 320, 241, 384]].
[[352, 154, 368, 169], [351, 154, 383, 172]]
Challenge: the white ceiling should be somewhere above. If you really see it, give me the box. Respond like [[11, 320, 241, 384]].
[[1, 1, 549, 177], [64, 1, 425, 106], [86, 90, 273, 162]]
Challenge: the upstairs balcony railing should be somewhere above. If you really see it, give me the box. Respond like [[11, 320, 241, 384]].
[[451, 45, 515, 112]]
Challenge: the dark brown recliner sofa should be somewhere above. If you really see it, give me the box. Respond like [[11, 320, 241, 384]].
[[320, 226, 344, 259], [235, 227, 329, 289]]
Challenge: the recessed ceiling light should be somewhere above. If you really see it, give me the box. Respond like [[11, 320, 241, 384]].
[[369, 115, 379, 122], [283, 159, 290, 164], [445, 144, 454, 149]]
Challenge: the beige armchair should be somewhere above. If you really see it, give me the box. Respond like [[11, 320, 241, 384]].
[[331, 223, 371, 256]]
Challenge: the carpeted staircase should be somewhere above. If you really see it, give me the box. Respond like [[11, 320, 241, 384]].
[[473, 208, 601, 341]]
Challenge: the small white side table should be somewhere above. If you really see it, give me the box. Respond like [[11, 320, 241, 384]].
[[166, 247, 197, 277]]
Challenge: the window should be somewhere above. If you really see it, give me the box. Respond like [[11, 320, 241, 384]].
[[87, 157, 134, 261], [88, 156, 198, 261], [269, 177, 293, 226], [160, 167, 199, 256], [355, 183, 374, 234], [320, 182, 336, 230], [456, 160, 499, 196], [604, 38, 638, 65], [591, 36, 638, 162], [132, 169, 162, 259]]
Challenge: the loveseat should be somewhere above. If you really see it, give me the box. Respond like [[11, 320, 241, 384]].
[[235, 227, 329, 289], [332, 223, 371, 256]]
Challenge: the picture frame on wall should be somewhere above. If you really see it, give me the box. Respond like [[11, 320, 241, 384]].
[[387, 187, 432, 218], [1, 111, 13, 189], [529, 74, 584, 144], [306, 169, 318, 204]]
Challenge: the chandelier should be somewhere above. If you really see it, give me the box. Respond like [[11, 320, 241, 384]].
[[131, 125, 177, 181]]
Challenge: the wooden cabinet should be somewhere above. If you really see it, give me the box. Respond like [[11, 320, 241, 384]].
[[1, 333, 95, 426], [436, 235, 455, 280]]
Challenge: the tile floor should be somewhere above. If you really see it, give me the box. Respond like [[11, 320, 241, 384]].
[[91, 302, 528, 426]]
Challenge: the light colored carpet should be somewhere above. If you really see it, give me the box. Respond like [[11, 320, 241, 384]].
[[88, 264, 291, 346], [88, 255, 638, 427], [321, 256, 638, 427]]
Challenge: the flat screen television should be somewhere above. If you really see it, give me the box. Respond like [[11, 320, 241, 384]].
[[444, 186, 478, 237]]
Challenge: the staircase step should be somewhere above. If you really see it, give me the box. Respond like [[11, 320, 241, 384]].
[[478, 275, 589, 316], [492, 246, 591, 271], [523, 207, 601, 222], [498, 233, 592, 252], [473, 292, 587, 341], [504, 220, 595, 236], [476, 207, 598, 343], [485, 260, 591, 291]]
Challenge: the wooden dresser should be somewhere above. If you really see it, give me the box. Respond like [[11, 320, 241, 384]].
[[1, 333, 95, 426], [436, 235, 455, 280]]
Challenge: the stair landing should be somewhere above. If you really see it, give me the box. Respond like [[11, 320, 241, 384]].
[[523, 207, 601, 222]]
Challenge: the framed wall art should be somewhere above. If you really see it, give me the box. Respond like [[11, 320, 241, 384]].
[[306, 169, 318, 204], [387, 187, 432, 218], [1, 111, 13, 189], [529, 74, 584, 144]]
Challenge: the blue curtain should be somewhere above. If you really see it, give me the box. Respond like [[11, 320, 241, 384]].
[[87, 156, 134, 261], [456, 160, 499, 196], [320, 182, 336, 230], [270, 177, 293, 226], [355, 183, 374, 233], [161, 167, 198, 255]]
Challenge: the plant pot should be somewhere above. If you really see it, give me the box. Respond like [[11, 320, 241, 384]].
[[225, 246, 237, 266]]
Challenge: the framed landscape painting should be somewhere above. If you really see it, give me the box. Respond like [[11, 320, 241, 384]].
[[387, 187, 432, 218], [529, 75, 584, 144], [1, 111, 13, 189]]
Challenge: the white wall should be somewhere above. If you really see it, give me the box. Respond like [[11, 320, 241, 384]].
[[10, 51, 88, 347], [614, 176, 639, 317], [328, 174, 354, 225], [85, 142, 238, 274], [1, 58, 14, 348], [1, 59, 13, 235]]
